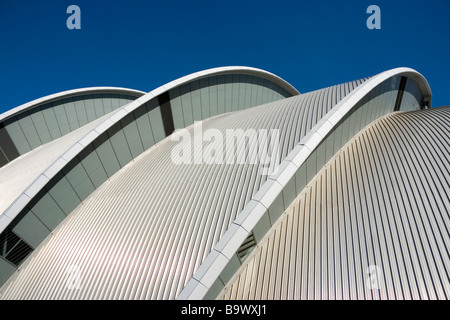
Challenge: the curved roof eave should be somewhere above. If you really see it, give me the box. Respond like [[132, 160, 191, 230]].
[[0, 86, 146, 123], [0, 66, 300, 237], [122, 66, 300, 115], [218, 106, 449, 300], [176, 67, 433, 300]]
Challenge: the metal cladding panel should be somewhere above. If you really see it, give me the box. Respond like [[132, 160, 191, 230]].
[[168, 74, 290, 130], [102, 96, 113, 114], [133, 106, 156, 150], [0, 68, 296, 246], [63, 98, 79, 132], [54, 106, 71, 136], [147, 104, 165, 143], [218, 107, 450, 300], [0, 78, 367, 299], [29, 108, 51, 145], [108, 123, 133, 168], [12, 212, 50, 249], [78, 145, 109, 189], [1, 119, 30, 155], [41, 106, 62, 140], [84, 96, 97, 123], [0, 91, 141, 167], [74, 98, 88, 127], [0, 258, 16, 289], [179, 83, 195, 127], [121, 115, 145, 159], [18, 115, 41, 150], [28, 191, 66, 231], [0, 112, 117, 216], [400, 78, 424, 112], [170, 86, 184, 130]]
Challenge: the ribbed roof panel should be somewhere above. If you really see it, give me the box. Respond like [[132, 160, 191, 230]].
[[0, 111, 118, 215], [218, 107, 450, 300], [0, 78, 367, 299]]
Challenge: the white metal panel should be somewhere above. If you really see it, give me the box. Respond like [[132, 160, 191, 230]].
[[218, 106, 450, 300], [0, 73, 365, 299], [0, 112, 116, 216], [3, 68, 432, 300], [179, 69, 431, 299]]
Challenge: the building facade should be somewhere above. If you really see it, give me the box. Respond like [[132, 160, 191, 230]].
[[0, 67, 448, 299]]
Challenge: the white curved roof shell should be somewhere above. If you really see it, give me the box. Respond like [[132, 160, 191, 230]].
[[0, 67, 300, 290], [219, 106, 449, 299], [0, 66, 445, 300]]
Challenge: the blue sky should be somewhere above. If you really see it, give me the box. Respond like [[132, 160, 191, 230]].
[[0, 0, 449, 113]]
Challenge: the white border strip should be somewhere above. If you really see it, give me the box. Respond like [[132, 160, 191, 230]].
[[0, 87, 146, 123], [177, 67, 432, 300], [0, 66, 300, 236]]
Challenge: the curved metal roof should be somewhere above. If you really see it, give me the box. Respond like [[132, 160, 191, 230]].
[[0, 87, 146, 168], [0, 72, 366, 299], [218, 106, 450, 300], [0, 87, 145, 123], [0, 111, 118, 216], [0, 67, 438, 300], [0, 66, 298, 232], [0, 66, 300, 289], [179, 67, 433, 299]]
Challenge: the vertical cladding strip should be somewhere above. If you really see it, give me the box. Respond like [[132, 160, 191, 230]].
[[0, 123, 20, 165], [394, 77, 407, 112], [158, 91, 175, 137], [218, 107, 449, 300], [402, 111, 450, 298]]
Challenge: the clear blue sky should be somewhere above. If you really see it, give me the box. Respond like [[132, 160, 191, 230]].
[[1, 0, 449, 113]]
